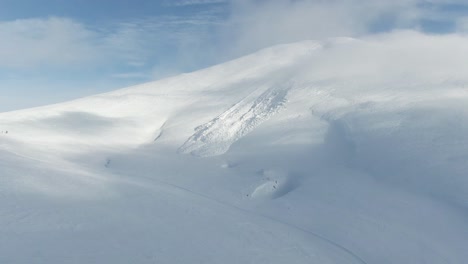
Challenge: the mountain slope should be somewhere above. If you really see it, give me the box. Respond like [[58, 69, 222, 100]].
[[1, 32, 468, 263]]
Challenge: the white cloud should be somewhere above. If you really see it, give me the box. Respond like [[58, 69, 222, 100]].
[[0, 14, 222, 73], [110, 72, 149, 79], [2, 1, 465, 74], [0, 17, 152, 70], [220, 0, 414, 55], [0, 13, 225, 112], [2, 0, 468, 109], [456, 17, 468, 32], [300, 30, 468, 85], [0, 17, 100, 68], [218, 0, 468, 58], [164, 0, 227, 6]]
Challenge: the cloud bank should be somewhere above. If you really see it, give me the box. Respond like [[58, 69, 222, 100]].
[[1, 0, 468, 111], [221, 0, 468, 56], [1, 0, 467, 73]]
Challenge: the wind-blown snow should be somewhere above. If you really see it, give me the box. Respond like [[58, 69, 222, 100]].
[[1, 31, 468, 263], [179, 82, 289, 156]]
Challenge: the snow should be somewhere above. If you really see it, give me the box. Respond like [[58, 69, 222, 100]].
[[1, 32, 468, 263]]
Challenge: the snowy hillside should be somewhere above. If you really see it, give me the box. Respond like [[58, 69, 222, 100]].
[[1, 31, 468, 263]]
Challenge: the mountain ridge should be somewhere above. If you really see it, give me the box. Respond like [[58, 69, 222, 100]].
[[1, 33, 468, 263]]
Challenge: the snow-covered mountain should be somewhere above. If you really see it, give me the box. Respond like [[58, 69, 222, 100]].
[[1, 31, 468, 263]]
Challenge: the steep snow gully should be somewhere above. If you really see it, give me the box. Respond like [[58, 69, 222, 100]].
[[1, 33, 468, 263]]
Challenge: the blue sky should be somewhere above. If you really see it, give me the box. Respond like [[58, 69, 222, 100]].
[[1, 0, 468, 111]]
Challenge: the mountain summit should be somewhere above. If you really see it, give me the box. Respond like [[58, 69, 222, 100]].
[[1, 33, 468, 263]]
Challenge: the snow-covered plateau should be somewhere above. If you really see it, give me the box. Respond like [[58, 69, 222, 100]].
[[1, 31, 468, 263]]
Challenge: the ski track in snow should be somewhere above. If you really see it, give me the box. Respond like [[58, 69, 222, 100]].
[[114, 171, 368, 264]]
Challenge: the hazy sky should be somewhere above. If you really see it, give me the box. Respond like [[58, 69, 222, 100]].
[[1, 0, 468, 111]]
